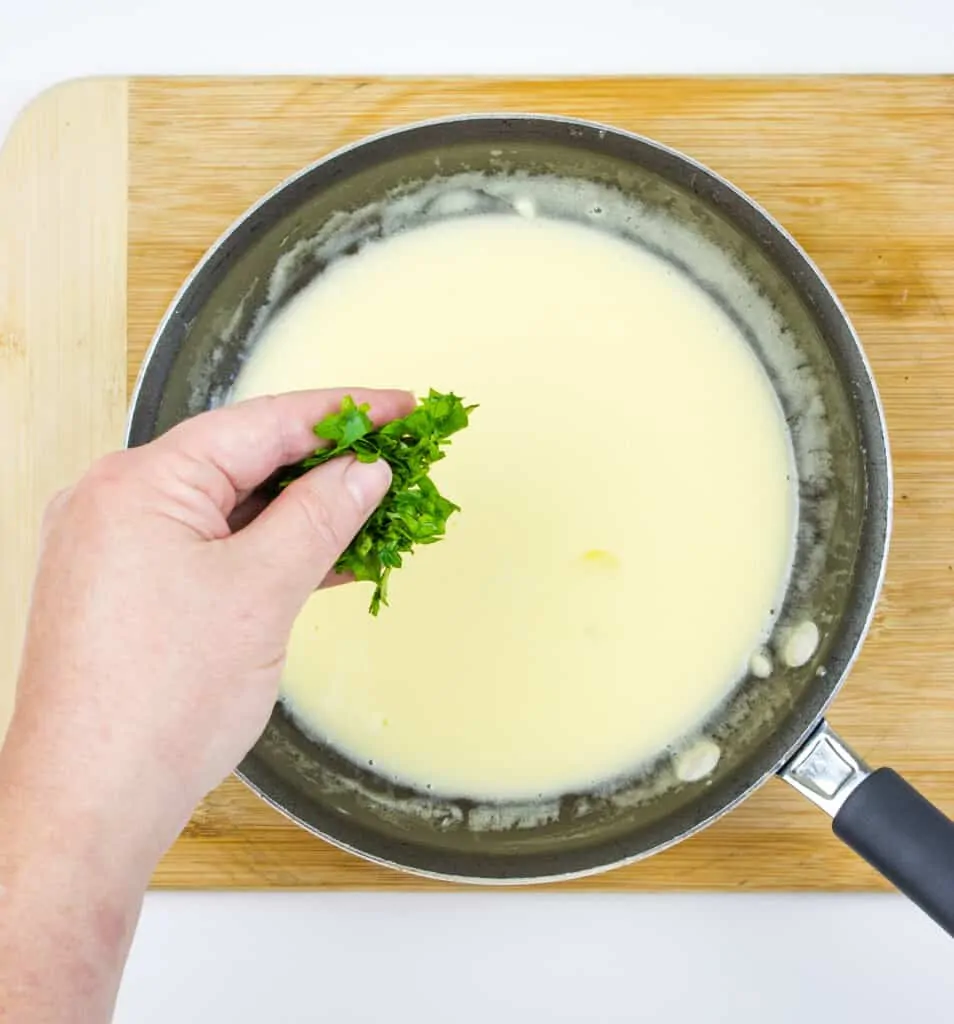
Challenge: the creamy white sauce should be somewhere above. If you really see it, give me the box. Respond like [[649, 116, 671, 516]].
[[233, 212, 797, 800], [782, 620, 820, 668], [674, 739, 722, 783], [749, 648, 774, 679]]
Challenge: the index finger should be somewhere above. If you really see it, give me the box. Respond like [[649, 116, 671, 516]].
[[146, 388, 414, 512]]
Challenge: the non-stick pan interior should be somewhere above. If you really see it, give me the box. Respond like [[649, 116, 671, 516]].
[[127, 117, 889, 881]]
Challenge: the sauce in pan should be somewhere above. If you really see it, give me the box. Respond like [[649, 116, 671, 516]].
[[233, 212, 797, 799]]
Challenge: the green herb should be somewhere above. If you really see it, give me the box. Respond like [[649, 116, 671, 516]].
[[279, 390, 476, 615]]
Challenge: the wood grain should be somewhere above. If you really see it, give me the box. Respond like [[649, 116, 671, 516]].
[[0, 80, 128, 744], [5, 75, 954, 889]]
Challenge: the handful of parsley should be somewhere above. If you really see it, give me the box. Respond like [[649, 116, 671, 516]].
[[279, 390, 476, 615]]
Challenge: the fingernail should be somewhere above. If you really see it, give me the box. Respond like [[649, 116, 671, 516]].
[[344, 458, 391, 511]]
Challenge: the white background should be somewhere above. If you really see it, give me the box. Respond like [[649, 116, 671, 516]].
[[2, 1, 953, 1019]]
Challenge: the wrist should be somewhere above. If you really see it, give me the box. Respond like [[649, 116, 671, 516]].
[[0, 704, 162, 896], [0, 727, 150, 1024]]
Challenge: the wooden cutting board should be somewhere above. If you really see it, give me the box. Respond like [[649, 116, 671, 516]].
[[2, 76, 954, 890]]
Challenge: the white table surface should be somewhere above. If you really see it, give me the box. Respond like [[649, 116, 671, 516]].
[[2, 1, 953, 1019]]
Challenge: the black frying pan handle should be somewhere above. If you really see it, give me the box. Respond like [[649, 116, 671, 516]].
[[781, 721, 954, 938], [833, 768, 954, 936]]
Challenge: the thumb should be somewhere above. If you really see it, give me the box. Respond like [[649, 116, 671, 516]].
[[233, 455, 391, 605]]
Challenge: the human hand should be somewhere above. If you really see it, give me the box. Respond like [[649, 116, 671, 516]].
[[3, 387, 413, 866]]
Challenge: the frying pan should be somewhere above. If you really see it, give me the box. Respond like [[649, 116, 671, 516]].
[[126, 115, 954, 935]]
